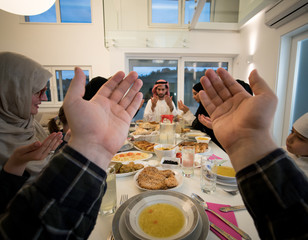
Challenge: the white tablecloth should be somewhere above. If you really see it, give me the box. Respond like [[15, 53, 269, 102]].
[[89, 141, 260, 240]]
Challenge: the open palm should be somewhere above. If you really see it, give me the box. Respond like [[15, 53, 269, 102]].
[[199, 68, 277, 151], [63, 68, 143, 169]]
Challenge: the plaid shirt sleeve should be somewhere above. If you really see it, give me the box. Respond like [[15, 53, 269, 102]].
[[237, 148, 308, 239], [0, 145, 107, 240]]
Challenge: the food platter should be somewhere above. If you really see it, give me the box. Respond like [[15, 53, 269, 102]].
[[111, 151, 153, 163], [115, 161, 148, 178], [134, 168, 183, 191]]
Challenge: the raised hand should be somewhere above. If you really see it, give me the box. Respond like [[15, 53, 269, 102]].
[[63, 67, 143, 170], [199, 68, 278, 171], [151, 96, 158, 111], [164, 95, 174, 111], [4, 132, 63, 176], [198, 114, 213, 129], [178, 100, 189, 113]]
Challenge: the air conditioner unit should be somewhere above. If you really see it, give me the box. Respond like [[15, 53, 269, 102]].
[[265, 0, 308, 28]]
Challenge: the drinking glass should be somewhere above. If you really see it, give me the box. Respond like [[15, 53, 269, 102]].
[[159, 122, 176, 145], [181, 145, 195, 177], [200, 156, 217, 194], [100, 166, 117, 215]]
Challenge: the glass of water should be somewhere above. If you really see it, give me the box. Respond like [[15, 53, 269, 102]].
[[200, 156, 217, 194], [100, 165, 117, 215], [181, 145, 195, 177]]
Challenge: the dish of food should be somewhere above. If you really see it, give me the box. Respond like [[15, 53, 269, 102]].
[[134, 167, 183, 191], [125, 191, 200, 240], [114, 161, 146, 178], [111, 151, 152, 163], [178, 141, 209, 153], [133, 140, 157, 153], [216, 165, 236, 181], [112, 190, 209, 240]]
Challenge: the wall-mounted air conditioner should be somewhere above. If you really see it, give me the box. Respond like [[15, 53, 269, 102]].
[[265, 0, 308, 28]]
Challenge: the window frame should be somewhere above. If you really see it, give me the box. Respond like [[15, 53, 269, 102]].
[[41, 66, 92, 108], [20, 0, 93, 24], [126, 54, 233, 108], [148, 0, 187, 29]]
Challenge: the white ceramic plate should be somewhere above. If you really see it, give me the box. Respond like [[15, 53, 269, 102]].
[[111, 151, 153, 163], [216, 178, 237, 187], [133, 143, 156, 154], [112, 191, 209, 240], [195, 146, 212, 155], [119, 141, 134, 152], [185, 132, 206, 139], [124, 191, 200, 240], [134, 168, 183, 191], [116, 161, 148, 178]]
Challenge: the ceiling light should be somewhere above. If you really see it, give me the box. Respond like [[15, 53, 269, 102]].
[[0, 0, 55, 16]]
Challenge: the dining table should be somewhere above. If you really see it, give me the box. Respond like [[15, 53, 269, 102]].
[[89, 136, 260, 240]]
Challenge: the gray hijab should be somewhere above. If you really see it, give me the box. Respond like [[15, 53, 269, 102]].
[[0, 52, 52, 166]]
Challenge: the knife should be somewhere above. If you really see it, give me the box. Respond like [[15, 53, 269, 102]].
[[210, 222, 237, 240]]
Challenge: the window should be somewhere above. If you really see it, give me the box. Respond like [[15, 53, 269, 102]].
[[150, 0, 210, 27], [42, 67, 91, 107], [184, 61, 228, 113], [128, 57, 232, 120], [24, 0, 91, 23], [128, 59, 178, 120]]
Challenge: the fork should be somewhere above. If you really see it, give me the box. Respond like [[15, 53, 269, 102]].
[[119, 194, 128, 206]]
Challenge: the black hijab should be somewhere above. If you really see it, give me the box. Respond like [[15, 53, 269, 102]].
[[83, 76, 109, 100]]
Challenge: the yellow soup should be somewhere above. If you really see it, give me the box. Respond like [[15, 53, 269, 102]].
[[156, 147, 173, 151], [138, 203, 185, 238], [217, 166, 236, 177]]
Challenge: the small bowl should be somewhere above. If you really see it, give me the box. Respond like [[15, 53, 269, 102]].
[[154, 144, 176, 161], [161, 157, 179, 169], [195, 136, 211, 144]]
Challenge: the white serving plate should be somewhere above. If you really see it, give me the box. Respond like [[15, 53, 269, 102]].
[[111, 151, 153, 163], [134, 167, 183, 191]]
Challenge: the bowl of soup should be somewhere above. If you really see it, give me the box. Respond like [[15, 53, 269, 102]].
[[195, 136, 211, 144], [154, 144, 176, 161], [216, 165, 236, 181], [124, 191, 200, 240]]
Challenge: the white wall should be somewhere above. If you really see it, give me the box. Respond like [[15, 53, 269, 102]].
[[236, 9, 308, 145], [0, 0, 110, 78]]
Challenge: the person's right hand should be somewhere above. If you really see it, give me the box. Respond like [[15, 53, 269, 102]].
[[151, 96, 158, 111], [199, 68, 278, 171], [4, 132, 63, 176], [177, 100, 189, 113], [63, 67, 143, 170]]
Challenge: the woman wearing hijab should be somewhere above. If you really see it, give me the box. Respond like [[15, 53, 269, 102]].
[[0, 52, 60, 176], [178, 82, 223, 149]]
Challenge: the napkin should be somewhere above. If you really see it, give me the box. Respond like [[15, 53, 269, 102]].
[[206, 202, 242, 240], [208, 154, 223, 160]]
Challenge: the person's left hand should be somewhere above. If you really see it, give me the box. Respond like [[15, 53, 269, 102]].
[[64, 67, 143, 170], [164, 95, 174, 111], [198, 114, 213, 129], [4, 132, 63, 176]]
